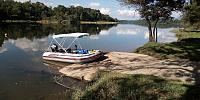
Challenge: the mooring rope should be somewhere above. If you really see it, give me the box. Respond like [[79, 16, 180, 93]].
[[45, 62, 77, 91]]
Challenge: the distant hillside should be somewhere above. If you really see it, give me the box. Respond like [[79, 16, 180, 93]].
[[0, 0, 117, 24]]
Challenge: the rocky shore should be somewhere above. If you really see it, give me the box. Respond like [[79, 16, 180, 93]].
[[57, 52, 199, 83]]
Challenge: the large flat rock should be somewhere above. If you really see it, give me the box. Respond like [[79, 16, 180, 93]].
[[59, 52, 199, 83]]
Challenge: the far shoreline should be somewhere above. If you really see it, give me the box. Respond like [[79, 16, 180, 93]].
[[1, 20, 119, 25]]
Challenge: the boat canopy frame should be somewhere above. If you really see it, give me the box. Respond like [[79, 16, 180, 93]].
[[47, 33, 89, 53]]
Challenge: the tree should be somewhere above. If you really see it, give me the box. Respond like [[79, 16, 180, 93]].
[[0, 0, 117, 23], [118, 0, 185, 42], [183, 0, 200, 30]]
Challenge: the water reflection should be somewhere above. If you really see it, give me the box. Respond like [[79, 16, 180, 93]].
[[10, 37, 48, 52], [116, 25, 141, 35], [0, 23, 116, 47], [0, 47, 7, 53]]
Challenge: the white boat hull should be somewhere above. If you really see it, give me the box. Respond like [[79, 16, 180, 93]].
[[42, 50, 103, 63]]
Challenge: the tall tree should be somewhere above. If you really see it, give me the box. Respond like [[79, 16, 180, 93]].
[[183, 0, 200, 30], [118, 0, 185, 42]]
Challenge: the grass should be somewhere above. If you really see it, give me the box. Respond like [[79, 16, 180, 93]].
[[172, 29, 200, 40], [135, 29, 200, 61], [72, 71, 197, 100]]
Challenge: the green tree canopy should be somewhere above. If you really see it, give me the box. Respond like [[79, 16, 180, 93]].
[[0, 0, 117, 23], [183, 0, 200, 30], [118, 0, 185, 42]]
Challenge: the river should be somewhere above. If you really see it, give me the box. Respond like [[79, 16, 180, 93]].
[[0, 23, 177, 100]]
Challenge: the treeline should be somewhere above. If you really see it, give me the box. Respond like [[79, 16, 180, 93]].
[[0, 0, 117, 23]]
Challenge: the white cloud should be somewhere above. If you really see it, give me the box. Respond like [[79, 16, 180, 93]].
[[89, 2, 100, 8], [117, 28, 138, 35], [100, 8, 111, 15], [14, 0, 30, 2], [89, 35, 99, 40], [43, 2, 54, 7], [14, 0, 55, 7], [100, 30, 110, 35], [117, 9, 140, 17], [144, 32, 149, 39], [0, 47, 7, 54], [10, 37, 48, 52], [71, 3, 81, 7], [88, 2, 110, 15], [172, 11, 182, 19], [144, 28, 177, 42]]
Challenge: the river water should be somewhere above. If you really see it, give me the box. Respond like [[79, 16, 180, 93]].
[[0, 23, 177, 100]]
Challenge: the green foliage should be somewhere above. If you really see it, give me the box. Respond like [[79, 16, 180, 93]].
[[117, 0, 185, 22], [183, 4, 200, 30], [0, 0, 117, 23], [73, 71, 189, 100]]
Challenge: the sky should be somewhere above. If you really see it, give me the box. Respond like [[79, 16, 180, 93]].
[[14, 0, 181, 20], [14, 0, 141, 20]]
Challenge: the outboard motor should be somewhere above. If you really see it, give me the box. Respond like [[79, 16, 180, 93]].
[[51, 44, 58, 52]]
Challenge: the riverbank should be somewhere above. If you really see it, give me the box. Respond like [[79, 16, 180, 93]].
[[1, 20, 59, 24], [135, 29, 200, 61]]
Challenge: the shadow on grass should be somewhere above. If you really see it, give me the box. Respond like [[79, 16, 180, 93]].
[[73, 72, 194, 100], [135, 38, 200, 61], [135, 38, 200, 99]]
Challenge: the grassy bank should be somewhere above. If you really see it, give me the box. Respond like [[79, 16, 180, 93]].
[[72, 71, 199, 100], [173, 29, 200, 40], [135, 29, 200, 61]]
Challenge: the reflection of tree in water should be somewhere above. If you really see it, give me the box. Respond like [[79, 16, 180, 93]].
[[0, 23, 116, 41], [0, 33, 4, 47]]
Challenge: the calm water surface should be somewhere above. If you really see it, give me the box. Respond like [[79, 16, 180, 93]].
[[0, 23, 177, 100]]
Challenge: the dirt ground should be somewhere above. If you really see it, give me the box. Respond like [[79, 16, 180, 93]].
[[59, 52, 200, 83]]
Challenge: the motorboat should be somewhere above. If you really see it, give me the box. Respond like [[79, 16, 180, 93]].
[[42, 33, 103, 63]]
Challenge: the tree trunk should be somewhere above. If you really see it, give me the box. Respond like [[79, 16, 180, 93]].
[[152, 18, 159, 42], [155, 27, 158, 42], [145, 17, 154, 42]]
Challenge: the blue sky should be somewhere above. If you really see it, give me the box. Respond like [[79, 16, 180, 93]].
[[15, 0, 141, 20]]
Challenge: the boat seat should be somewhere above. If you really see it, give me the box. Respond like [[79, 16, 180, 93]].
[[77, 49, 88, 54], [59, 49, 65, 53]]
